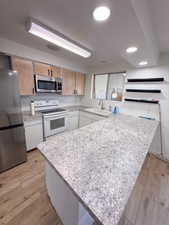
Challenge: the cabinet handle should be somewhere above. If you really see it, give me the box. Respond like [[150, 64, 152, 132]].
[[74, 90, 78, 95], [48, 69, 50, 76]]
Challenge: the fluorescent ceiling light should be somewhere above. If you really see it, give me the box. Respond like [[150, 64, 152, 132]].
[[27, 20, 91, 58], [93, 6, 111, 21], [139, 61, 148, 66], [126, 46, 138, 54]]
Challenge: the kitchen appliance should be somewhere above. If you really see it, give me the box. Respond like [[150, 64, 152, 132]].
[[0, 56, 27, 172], [43, 108, 67, 138], [34, 100, 67, 139], [34, 74, 63, 94]]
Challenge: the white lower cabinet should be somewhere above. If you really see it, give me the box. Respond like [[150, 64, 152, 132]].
[[24, 120, 43, 151], [66, 111, 79, 131], [45, 161, 94, 225], [149, 124, 161, 156]]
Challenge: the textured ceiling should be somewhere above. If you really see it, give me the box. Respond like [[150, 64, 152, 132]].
[[0, 0, 167, 68]]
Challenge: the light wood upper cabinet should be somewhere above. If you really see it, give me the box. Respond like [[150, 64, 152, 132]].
[[61, 68, 76, 95], [11, 56, 34, 96], [34, 62, 51, 76], [51, 66, 62, 78], [61, 69, 85, 96], [11, 57, 85, 96], [76, 72, 85, 95]]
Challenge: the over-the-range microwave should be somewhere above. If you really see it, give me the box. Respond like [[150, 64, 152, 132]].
[[34, 74, 63, 94]]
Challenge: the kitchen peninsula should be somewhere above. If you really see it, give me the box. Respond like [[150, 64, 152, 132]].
[[38, 114, 159, 225]]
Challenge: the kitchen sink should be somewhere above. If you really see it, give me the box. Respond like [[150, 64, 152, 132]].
[[84, 108, 112, 117]]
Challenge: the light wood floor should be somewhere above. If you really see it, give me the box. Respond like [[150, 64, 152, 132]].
[[0, 150, 169, 225]]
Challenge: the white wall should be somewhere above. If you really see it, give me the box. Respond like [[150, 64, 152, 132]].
[[0, 37, 88, 72], [82, 63, 169, 161], [126, 66, 169, 160]]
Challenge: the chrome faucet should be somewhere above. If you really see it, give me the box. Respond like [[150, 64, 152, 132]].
[[98, 99, 104, 110]]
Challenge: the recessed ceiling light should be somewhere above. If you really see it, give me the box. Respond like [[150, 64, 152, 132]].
[[26, 19, 92, 58], [93, 6, 111, 21], [126, 46, 138, 54], [139, 61, 148, 66]]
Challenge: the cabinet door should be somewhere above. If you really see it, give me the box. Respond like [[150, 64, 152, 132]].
[[51, 66, 62, 78], [62, 68, 76, 95], [24, 122, 43, 151], [34, 62, 51, 76], [11, 56, 34, 96], [66, 112, 79, 131], [76, 72, 85, 95]]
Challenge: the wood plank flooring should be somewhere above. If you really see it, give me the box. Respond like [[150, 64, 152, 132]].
[[0, 150, 169, 225], [0, 150, 63, 225], [120, 154, 169, 225]]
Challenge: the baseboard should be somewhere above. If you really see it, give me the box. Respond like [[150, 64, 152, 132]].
[[149, 152, 169, 164]]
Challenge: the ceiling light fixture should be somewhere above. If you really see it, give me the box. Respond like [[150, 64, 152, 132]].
[[93, 6, 111, 21], [126, 46, 138, 54], [139, 61, 148, 66], [26, 19, 92, 58]]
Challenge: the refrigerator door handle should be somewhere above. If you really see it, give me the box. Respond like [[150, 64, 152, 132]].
[[0, 123, 24, 131]]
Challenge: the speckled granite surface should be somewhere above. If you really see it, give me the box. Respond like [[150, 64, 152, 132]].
[[39, 114, 159, 225], [63, 104, 91, 112], [22, 105, 91, 124], [22, 111, 42, 123]]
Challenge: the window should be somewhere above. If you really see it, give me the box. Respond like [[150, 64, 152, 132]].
[[92, 72, 125, 101], [93, 74, 108, 99]]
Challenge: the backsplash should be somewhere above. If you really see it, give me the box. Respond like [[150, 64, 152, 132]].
[[21, 94, 82, 112]]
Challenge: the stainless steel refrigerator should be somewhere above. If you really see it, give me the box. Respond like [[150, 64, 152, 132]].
[[0, 67, 27, 172]]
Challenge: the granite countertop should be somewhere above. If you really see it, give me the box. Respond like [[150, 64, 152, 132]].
[[22, 105, 91, 123], [38, 114, 159, 225], [22, 111, 42, 124], [61, 104, 91, 112]]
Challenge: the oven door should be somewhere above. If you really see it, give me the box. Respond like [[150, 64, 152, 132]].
[[43, 115, 66, 138], [35, 75, 57, 93]]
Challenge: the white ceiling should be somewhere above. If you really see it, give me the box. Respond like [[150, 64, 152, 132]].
[[0, 0, 168, 69]]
